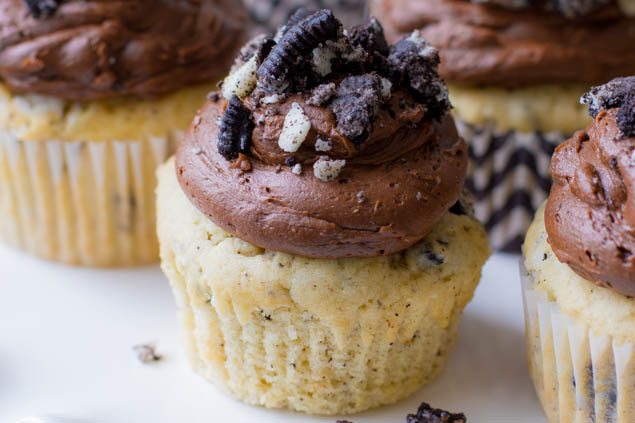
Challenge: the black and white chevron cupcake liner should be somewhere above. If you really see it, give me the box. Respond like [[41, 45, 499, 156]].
[[457, 120, 569, 253], [243, 0, 366, 34]]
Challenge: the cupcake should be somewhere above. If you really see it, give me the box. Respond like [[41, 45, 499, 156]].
[[0, 0, 246, 266], [158, 9, 490, 415], [522, 78, 635, 423], [244, 0, 365, 34], [371, 0, 635, 251]]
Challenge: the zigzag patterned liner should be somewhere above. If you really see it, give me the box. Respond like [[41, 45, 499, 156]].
[[458, 120, 569, 252], [521, 263, 635, 423], [0, 131, 177, 266]]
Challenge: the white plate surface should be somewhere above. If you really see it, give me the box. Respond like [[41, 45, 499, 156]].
[[0, 244, 545, 423]]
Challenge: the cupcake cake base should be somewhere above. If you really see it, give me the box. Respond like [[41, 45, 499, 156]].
[[157, 159, 490, 415], [522, 207, 635, 423], [0, 83, 210, 266]]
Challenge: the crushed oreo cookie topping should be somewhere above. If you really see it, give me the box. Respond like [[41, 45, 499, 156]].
[[407, 402, 467, 423], [387, 32, 450, 120], [331, 74, 388, 143], [217, 96, 254, 160], [23, 0, 60, 18], [581, 77, 635, 135], [215, 7, 451, 185]]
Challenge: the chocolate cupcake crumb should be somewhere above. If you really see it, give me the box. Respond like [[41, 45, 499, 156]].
[[217, 96, 254, 160], [24, 0, 61, 18]]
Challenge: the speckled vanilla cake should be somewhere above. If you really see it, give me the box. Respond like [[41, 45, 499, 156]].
[[0, 0, 246, 266], [157, 8, 490, 415]]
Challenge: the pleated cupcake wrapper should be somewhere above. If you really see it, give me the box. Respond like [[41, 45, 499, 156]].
[[458, 120, 568, 252], [0, 130, 178, 266], [520, 263, 635, 423], [168, 271, 459, 415]]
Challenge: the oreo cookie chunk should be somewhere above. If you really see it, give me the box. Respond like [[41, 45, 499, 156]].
[[330, 73, 391, 144], [23, 0, 61, 18], [582, 77, 635, 117], [387, 32, 450, 120], [581, 76, 635, 136], [217, 96, 254, 160]]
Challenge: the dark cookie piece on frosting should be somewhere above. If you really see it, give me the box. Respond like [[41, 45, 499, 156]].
[[582, 77, 635, 135], [387, 33, 450, 120], [217, 96, 254, 160], [331, 73, 388, 144], [581, 77, 635, 117], [23, 0, 60, 18], [617, 92, 635, 136], [407, 402, 467, 423], [258, 9, 342, 94]]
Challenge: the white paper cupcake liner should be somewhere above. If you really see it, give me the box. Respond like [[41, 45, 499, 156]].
[[0, 129, 178, 266], [521, 262, 635, 423], [458, 120, 568, 252]]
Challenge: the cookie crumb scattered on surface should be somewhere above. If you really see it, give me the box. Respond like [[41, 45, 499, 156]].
[[133, 344, 162, 364]]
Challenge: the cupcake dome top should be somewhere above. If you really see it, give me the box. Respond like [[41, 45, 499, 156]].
[[176, 9, 468, 259], [374, 0, 635, 88], [0, 0, 247, 100], [545, 77, 635, 296]]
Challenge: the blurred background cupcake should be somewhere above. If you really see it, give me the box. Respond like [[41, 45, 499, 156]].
[[371, 0, 635, 251], [158, 10, 490, 415], [0, 0, 246, 266], [522, 78, 635, 422], [244, 0, 365, 34]]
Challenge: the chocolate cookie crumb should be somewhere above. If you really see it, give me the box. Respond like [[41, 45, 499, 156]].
[[331, 73, 386, 144], [133, 344, 162, 364], [407, 402, 467, 423], [617, 92, 635, 136], [207, 92, 220, 103], [308, 82, 337, 106], [217, 96, 254, 160], [24, 0, 61, 18], [387, 32, 450, 120]]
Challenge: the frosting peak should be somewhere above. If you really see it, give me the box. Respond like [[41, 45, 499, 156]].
[[0, 0, 247, 100], [546, 78, 635, 296], [176, 10, 468, 259]]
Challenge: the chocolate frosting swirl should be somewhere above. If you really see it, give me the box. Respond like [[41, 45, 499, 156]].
[[546, 108, 635, 296], [372, 0, 635, 87], [176, 11, 468, 259], [0, 0, 247, 100]]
